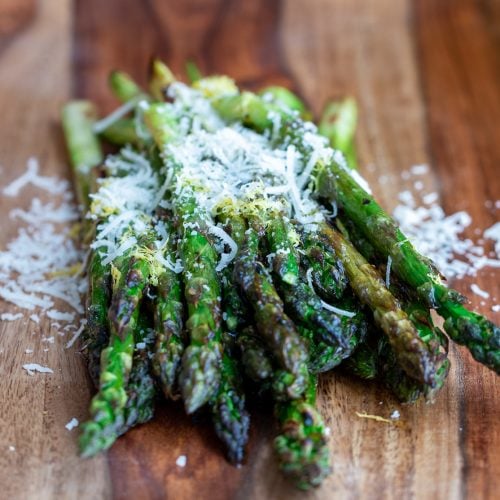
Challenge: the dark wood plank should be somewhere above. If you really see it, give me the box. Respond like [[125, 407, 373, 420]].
[[73, 0, 292, 114], [415, 1, 500, 498]]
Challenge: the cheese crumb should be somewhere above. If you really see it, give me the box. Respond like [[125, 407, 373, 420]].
[[65, 418, 79, 431], [470, 284, 490, 299], [0, 312, 23, 321], [176, 455, 187, 467], [390, 410, 400, 420], [22, 363, 53, 376], [410, 164, 429, 175]]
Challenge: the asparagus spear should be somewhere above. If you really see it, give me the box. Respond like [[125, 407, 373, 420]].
[[152, 221, 185, 400], [185, 60, 203, 83], [342, 339, 379, 380], [109, 70, 145, 103], [99, 118, 139, 146], [259, 86, 311, 121], [83, 252, 111, 386], [317, 162, 500, 373], [318, 97, 358, 170], [61, 101, 103, 211], [176, 193, 223, 413], [274, 372, 331, 489], [61, 100, 108, 386], [264, 213, 351, 349], [233, 224, 308, 399], [144, 103, 223, 413], [211, 349, 250, 464], [218, 209, 250, 334], [149, 58, 175, 101], [120, 312, 157, 433], [79, 230, 155, 457], [318, 224, 437, 385]]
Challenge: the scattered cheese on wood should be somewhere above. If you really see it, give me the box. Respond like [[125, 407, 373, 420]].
[[65, 418, 79, 431], [0, 312, 23, 321], [22, 363, 53, 376], [470, 284, 490, 299], [410, 164, 429, 175], [393, 188, 500, 279], [65, 320, 87, 349]]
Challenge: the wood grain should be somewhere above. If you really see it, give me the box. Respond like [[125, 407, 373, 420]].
[[415, 2, 500, 499], [0, 1, 111, 499], [0, 0, 498, 499]]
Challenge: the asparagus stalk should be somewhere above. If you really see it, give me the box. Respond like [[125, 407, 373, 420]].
[[219, 209, 250, 334], [79, 230, 155, 457], [185, 60, 203, 83], [263, 212, 351, 349], [144, 103, 223, 413], [342, 340, 379, 380], [259, 86, 311, 121], [234, 224, 308, 399], [318, 97, 358, 170], [318, 162, 500, 373], [120, 312, 157, 433], [318, 224, 438, 385], [82, 252, 111, 386], [300, 231, 348, 302], [61, 100, 108, 385], [211, 350, 250, 464], [152, 221, 185, 400], [274, 372, 331, 489], [109, 70, 145, 103], [61, 101, 103, 211], [99, 118, 139, 146], [149, 58, 175, 101]]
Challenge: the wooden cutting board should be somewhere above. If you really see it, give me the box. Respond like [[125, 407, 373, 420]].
[[0, 1, 499, 498]]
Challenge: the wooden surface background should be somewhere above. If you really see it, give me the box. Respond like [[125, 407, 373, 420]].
[[0, 1, 499, 499]]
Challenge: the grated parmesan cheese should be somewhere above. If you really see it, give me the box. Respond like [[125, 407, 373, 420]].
[[22, 363, 53, 376], [393, 189, 500, 279], [470, 284, 490, 299], [3, 157, 69, 197], [0, 312, 23, 321], [385, 256, 392, 288], [65, 417, 79, 431], [306, 268, 356, 317]]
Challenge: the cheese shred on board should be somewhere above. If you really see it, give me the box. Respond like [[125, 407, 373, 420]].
[[0, 159, 85, 329]]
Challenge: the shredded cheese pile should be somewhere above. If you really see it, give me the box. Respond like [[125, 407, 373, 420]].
[[393, 188, 500, 280], [0, 158, 85, 317]]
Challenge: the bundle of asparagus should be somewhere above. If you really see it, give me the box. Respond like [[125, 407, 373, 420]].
[[61, 60, 499, 489]]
